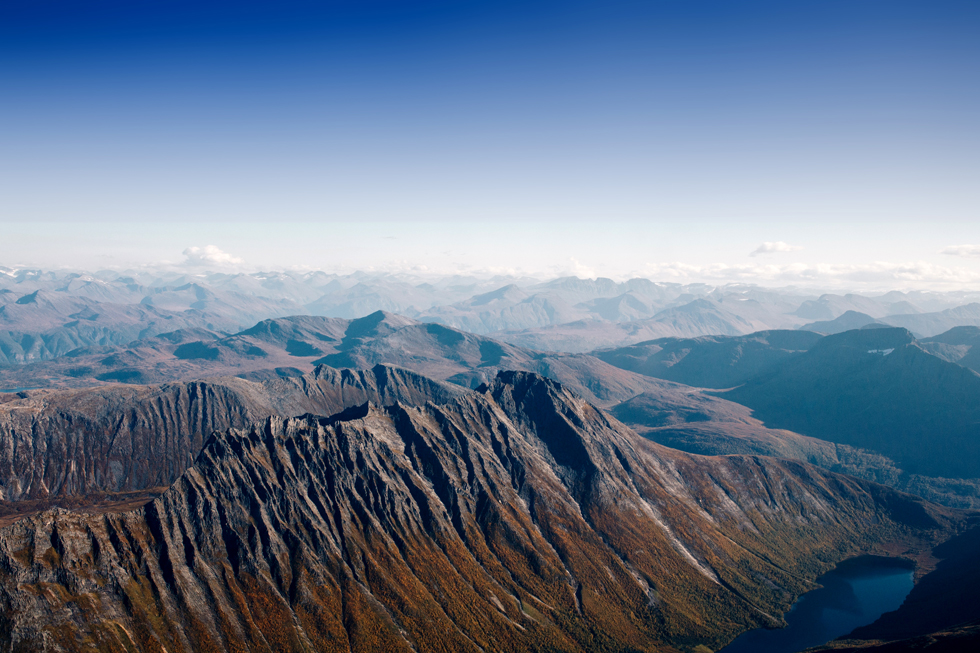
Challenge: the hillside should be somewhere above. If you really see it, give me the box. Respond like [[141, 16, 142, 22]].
[[724, 328, 980, 479], [920, 325, 980, 373], [594, 330, 821, 388], [0, 364, 465, 521], [0, 372, 958, 653], [0, 311, 687, 408]]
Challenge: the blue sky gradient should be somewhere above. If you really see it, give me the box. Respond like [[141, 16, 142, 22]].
[[2, 0, 979, 285]]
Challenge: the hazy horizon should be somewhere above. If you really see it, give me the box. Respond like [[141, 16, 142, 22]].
[[3, 0, 979, 289]]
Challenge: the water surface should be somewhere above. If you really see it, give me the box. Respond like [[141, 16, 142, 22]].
[[720, 557, 913, 653]]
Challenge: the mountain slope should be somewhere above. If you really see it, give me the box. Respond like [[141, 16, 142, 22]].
[[723, 328, 980, 479], [920, 325, 980, 373], [0, 372, 957, 653], [0, 364, 465, 516], [801, 311, 885, 334], [882, 303, 980, 337], [594, 330, 821, 389]]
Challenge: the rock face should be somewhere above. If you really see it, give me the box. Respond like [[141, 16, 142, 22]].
[[0, 364, 465, 507], [0, 373, 955, 653]]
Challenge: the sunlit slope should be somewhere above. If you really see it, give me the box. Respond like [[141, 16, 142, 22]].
[[0, 373, 956, 652]]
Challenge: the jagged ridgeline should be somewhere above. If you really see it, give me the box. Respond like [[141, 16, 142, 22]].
[[0, 364, 466, 513], [0, 372, 957, 653]]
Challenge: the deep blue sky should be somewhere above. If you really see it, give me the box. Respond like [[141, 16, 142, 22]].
[[2, 0, 979, 286]]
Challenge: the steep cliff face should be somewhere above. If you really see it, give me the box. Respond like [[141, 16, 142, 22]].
[[0, 373, 955, 653], [0, 365, 465, 506]]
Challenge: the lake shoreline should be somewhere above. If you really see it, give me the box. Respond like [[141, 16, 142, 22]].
[[719, 555, 916, 653]]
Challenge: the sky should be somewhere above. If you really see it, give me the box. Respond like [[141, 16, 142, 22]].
[[2, 0, 979, 289]]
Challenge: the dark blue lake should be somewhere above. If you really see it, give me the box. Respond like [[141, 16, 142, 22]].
[[720, 557, 914, 653]]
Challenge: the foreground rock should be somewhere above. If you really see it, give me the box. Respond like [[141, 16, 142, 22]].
[[0, 373, 959, 652], [0, 364, 465, 517]]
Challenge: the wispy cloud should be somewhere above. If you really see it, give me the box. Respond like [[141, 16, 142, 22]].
[[182, 245, 244, 267], [749, 241, 803, 257], [940, 244, 980, 258], [643, 260, 980, 289]]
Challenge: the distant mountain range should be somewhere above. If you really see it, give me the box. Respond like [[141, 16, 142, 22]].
[[5, 268, 980, 360], [594, 330, 822, 388], [800, 304, 980, 337], [0, 311, 700, 409]]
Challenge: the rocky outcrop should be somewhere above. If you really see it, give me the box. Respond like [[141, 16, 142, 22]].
[[0, 373, 956, 652], [0, 364, 465, 506]]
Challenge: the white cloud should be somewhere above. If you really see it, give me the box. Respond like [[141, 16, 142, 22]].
[[940, 244, 980, 258], [749, 241, 803, 257], [182, 245, 244, 267], [569, 258, 597, 279], [643, 260, 980, 290]]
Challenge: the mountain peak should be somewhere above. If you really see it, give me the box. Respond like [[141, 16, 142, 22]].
[[469, 284, 527, 306], [817, 325, 916, 352]]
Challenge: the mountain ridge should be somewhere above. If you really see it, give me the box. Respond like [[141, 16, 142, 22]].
[[0, 371, 960, 652]]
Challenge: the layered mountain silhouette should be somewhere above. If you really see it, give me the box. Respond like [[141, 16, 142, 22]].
[[0, 312, 688, 408], [800, 305, 980, 338], [883, 303, 980, 337], [6, 269, 980, 359], [0, 290, 234, 365], [495, 297, 808, 353], [0, 372, 957, 653]]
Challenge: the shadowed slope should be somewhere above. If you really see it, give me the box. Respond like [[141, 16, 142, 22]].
[[920, 325, 980, 374], [724, 328, 980, 479], [594, 330, 821, 389]]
